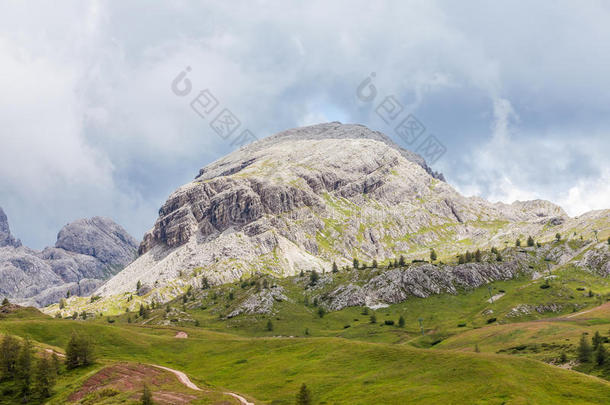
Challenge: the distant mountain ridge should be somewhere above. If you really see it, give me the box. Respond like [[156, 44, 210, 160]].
[[0, 210, 137, 306]]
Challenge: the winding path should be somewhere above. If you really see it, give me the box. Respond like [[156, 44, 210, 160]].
[[150, 364, 254, 405]]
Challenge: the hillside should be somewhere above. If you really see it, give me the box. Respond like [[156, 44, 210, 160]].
[[3, 315, 610, 404]]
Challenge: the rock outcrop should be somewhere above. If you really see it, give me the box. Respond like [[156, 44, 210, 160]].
[[0, 209, 137, 307], [0, 207, 21, 248], [227, 286, 288, 318], [96, 122, 609, 304], [321, 261, 525, 311]]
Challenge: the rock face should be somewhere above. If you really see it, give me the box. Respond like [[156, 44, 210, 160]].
[[0, 210, 137, 307], [577, 243, 610, 276], [321, 261, 525, 311], [97, 122, 608, 302], [0, 207, 21, 248], [56, 217, 138, 268]]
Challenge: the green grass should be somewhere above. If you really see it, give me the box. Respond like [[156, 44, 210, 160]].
[[3, 318, 610, 404]]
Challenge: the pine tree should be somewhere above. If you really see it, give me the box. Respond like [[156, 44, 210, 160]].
[[458, 255, 465, 265], [65, 334, 80, 370], [399, 255, 406, 267], [332, 262, 339, 273], [578, 334, 592, 363], [430, 249, 437, 262], [59, 298, 66, 309], [34, 354, 55, 399], [51, 352, 61, 376], [491, 246, 498, 254], [296, 383, 312, 405], [593, 331, 603, 350], [309, 270, 319, 286], [317, 307, 325, 318], [496, 252, 503, 262], [17, 338, 33, 399], [136, 280, 142, 291], [465, 251, 472, 263], [352, 258, 359, 269], [372, 259, 378, 268], [398, 315, 405, 328], [474, 249, 481, 262], [596, 344, 607, 366], [65, 333, 94, 369], [556, 233, 561, 242], [527, 236, 535, 247], [1, 297, 9, 306], [0, 334, 20, 379], [141, 384, 154, 405], [516, 238, 521, 247], [266, 319, 273, 332], [370, 313, 377, 324]]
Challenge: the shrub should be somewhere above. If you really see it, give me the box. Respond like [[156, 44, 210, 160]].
[[384, 320, 395, 326], [317, 307, 326, 318], [486, 318, 497, 324]]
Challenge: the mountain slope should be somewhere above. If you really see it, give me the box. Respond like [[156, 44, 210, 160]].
[[96, 122, 609, 302], [0, 211, 138, 306]]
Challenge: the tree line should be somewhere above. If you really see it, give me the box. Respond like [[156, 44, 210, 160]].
[[0, 332, 94, 403]]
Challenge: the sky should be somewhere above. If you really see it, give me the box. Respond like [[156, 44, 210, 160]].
[[1, 1, 609, 249]]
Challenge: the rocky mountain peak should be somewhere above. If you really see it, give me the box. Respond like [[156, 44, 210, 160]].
[[1, 214, 137, 307], [55, 217, 138, 266], [197, 122, 445, 182], [0, 207, 21, 248]]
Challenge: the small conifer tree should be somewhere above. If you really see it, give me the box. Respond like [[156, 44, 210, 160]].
[[296, 383, 312, 405], [578, 334, 592, 363]]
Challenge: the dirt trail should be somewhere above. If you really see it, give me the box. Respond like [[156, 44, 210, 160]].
[[566, 301, 610, 319], [44, 349, 65, 358], [150, 364, 254, 405]]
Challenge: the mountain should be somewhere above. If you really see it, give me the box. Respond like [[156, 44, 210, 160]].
[[95, 122, 610, 304], [0, 212, 138, 306]]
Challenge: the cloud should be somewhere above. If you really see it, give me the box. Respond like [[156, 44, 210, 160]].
[[0, 1, 609, 247]]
